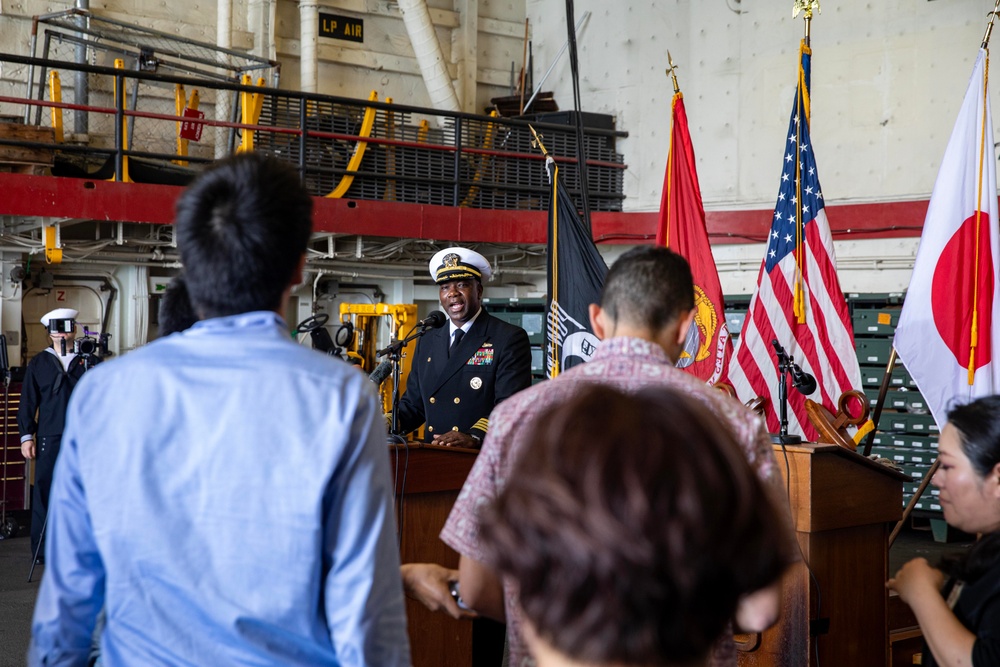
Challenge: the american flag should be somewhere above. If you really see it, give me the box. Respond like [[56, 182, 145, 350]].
[[729, 40, 862, 440]]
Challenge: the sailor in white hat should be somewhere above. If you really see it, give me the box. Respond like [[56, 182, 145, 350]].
[[19, 306, 100, 562], [392, 246, 532, 449]]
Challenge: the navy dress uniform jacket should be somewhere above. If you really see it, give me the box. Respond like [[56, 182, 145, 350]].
[[18, 351, 93, 440], [395, 310, 532, 442]]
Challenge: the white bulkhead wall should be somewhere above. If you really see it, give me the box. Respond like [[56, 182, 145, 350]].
[[526, 0, 992, 210], [524, 0, 999, 293]]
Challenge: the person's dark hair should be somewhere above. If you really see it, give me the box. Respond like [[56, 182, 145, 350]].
[[479, 385, 791, 665], [174, 153, 313, 318], [939, 396, 1000, 583], [946, 395, 1000, 478], [158, 274, 199, 336], [599, 246, 695, 330]]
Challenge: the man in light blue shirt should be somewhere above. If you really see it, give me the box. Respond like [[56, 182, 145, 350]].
[[28, 154, 411, 666]]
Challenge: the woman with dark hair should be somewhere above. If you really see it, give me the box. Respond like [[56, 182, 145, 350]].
[[477, 384, 793, 667], [888, 394, 1000, 667]]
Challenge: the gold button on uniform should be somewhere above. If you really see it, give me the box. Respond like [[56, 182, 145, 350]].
[[452, 426, 459, 431], [428, 426, 434, 432], [427, 357, 431, 362], [453, 397, 461, 404], [430, 397, 436, 404]]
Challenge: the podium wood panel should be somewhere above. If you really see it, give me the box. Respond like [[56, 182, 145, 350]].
[[780, 443, 903, 532], [739, 443, 906, 667], [392, 444, 478, 667]]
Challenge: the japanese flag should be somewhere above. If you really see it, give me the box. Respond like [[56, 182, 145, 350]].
[[894, 48, 1000, 428]]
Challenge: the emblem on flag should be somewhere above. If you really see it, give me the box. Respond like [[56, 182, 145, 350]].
[[677, 286, 723, 369]]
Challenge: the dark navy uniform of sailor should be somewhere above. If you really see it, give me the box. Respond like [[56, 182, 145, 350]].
[[395, 309, 531, 442], [18, 349, 98, 556]]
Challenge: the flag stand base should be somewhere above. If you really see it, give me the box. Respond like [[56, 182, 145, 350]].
[[770, 433, 802, 445]]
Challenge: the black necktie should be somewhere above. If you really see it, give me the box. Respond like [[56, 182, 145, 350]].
[[450, 329, 465, 357]]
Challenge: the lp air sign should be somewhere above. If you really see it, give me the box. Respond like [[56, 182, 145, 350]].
[[319, 14, 363, 43]]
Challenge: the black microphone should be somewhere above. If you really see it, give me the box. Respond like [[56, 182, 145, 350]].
[[368, 360, 393, 386], [376, 311, 448, 359], [418, 311, 447, 329], [790, 364, 818, 395], [771, 339, 816, 395]]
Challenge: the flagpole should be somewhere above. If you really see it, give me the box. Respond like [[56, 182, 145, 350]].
[[662, 54, 682, 251], [982, 0, 1000, 49], [861, 348, 897, 457], [791, 1, 819, 323], [531, 122, 561, 377], [889, 458, 942, 548]]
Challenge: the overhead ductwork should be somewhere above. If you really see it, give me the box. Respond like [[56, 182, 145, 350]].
[[397, 0, 460, 112], [298, 0, 319, 93]]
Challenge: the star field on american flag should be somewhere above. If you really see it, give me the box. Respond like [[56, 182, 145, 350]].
[[764, 111, 825, 273]]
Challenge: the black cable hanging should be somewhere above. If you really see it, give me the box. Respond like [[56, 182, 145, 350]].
[[564, 0, 592, 230]]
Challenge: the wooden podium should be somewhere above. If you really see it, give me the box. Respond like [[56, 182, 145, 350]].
[[391, 442, 478, 667], [738, 443, 908, 667]]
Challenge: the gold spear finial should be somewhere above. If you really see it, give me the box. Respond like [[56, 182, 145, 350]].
[[983, 0, 1000, 49], [792, 0, 821, 19], [528, 124, 549, 157], [666, 51, 680, 94]]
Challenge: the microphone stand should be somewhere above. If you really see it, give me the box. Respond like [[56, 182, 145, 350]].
[[377, 323, 438, 444], [771, 343, 802, 445]]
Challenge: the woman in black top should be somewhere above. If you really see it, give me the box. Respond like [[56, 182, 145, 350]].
[[888, 395, 1000, 667]]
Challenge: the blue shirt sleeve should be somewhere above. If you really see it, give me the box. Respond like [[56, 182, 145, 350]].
[[323, 385, 411, 666], [28, 385, 106, 666]]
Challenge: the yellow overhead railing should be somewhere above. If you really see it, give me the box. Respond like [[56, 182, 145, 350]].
[[325, 90, 379, 198], [238, 75, 266, 153], [48, 71, 64, 143], [109, 58, 132, 183], [460, 109, 499, 207]]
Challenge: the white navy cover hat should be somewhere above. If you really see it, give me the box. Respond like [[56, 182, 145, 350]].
[[42, 307, 78, 334], [429, 247, 492, 284], [40, 308, 78, 327]]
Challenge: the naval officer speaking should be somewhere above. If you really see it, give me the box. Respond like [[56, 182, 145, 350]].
[[394, 247, 532, 448]]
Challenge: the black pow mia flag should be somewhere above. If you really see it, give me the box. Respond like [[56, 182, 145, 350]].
[[545, 157, 608, 378]]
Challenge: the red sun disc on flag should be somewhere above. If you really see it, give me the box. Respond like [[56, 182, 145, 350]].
[[931, 212, 994, 370]]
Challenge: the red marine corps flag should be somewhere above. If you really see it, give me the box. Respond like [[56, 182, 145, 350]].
[[894, 48, 1000, 427], [657, 61, 733, 385], [728, 39, 863, 440]]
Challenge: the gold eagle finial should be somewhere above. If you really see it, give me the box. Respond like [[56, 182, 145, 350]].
[[792, 0, 821, 19]]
